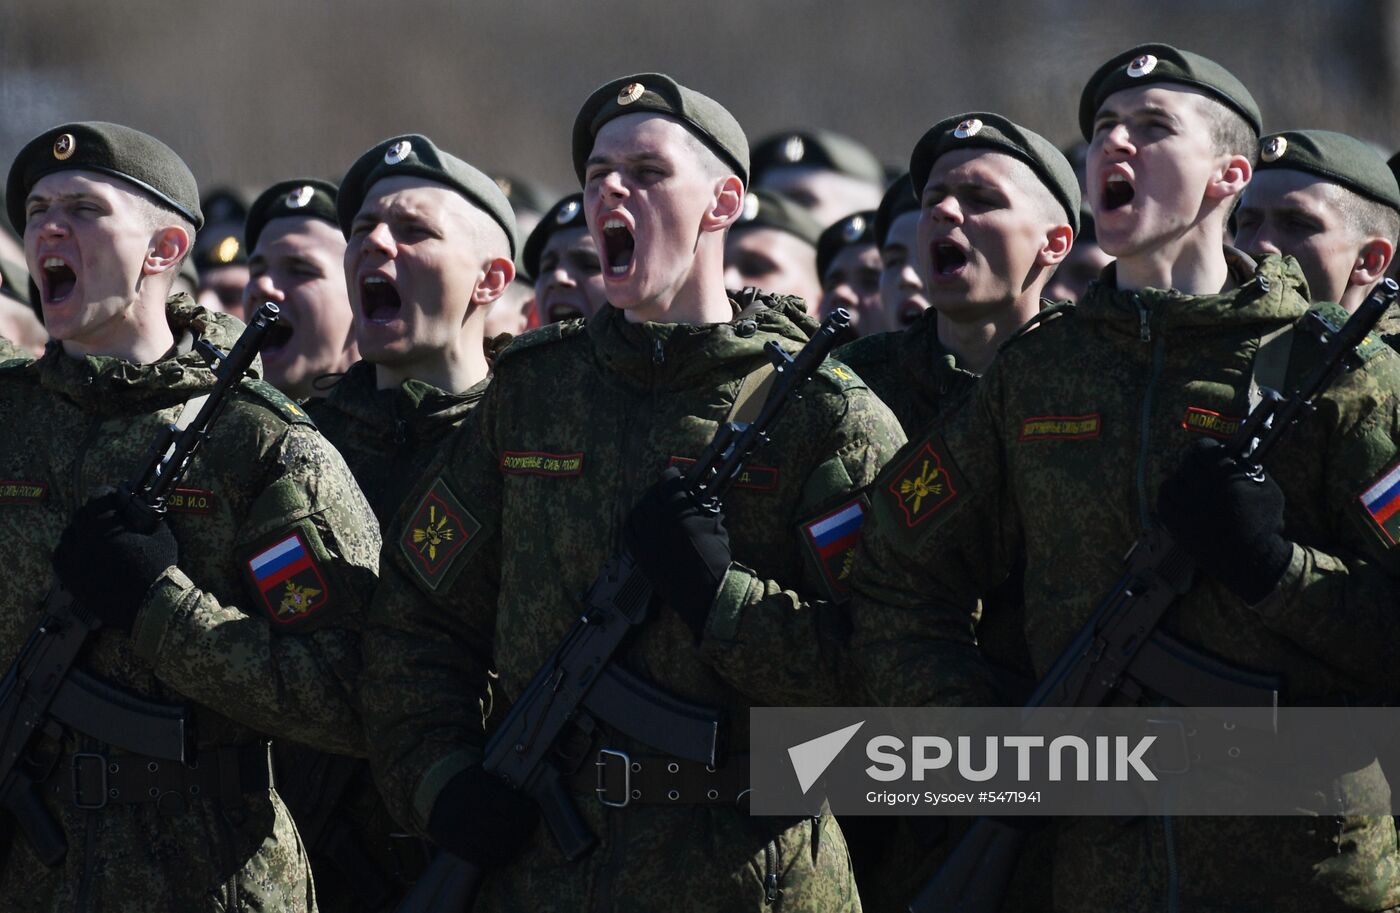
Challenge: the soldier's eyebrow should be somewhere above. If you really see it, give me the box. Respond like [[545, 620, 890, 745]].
[[26, 190, 104, 206], [585, 151, 669, 169]]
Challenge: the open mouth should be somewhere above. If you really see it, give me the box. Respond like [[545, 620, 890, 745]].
[[262, 321, 294, 354], [546, 301, 585, 322], [41, 256, 77, 305], [601, 218, 635, 278], [1102, 173, 1135, 211], [930, 241, 969, 277], [360, 274, 402, 324]]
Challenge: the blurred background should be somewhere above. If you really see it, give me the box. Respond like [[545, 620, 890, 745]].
[[4, 0, 1399, 195]]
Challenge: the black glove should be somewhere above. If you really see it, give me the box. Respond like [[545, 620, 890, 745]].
[[51, 489, 178, 631], [1156, 438, 1294, 605], [426, 766, 538, 868], [622, 467, 732, 640]]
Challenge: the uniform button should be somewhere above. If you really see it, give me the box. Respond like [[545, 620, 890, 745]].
[[736, 320, 756, 338]]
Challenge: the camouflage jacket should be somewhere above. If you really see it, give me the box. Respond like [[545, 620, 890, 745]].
[[833, 306, 978, 436], [0, 295, 380, 911], [364, 295, 904, 912], [307, 360, 486, 527], [850, 253, 1400, 912], [294, 360, 484, 912]]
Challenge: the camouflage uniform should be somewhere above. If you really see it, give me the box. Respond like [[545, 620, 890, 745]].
[[0, 334, 31, 363], [272, 360, 485, 912], [365, 294, 905, 912], [851, 252, 1400, 912], [0, 296, 380, 912], [833, 306, 978, 436]]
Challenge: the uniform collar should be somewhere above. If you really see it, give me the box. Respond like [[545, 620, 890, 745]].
[[37, 293, 250, 412], [318, 359, 487, 437], [1075, 249, 1311, 333], [586, 293, 816, 389]]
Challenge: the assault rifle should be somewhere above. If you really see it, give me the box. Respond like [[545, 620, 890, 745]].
[[909, 279, 1400, 913], [398, 307, 853, 912], [0, 303, 282, 866]]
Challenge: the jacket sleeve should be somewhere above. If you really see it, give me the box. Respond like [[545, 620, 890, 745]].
[[696, 385, 907, 706], [848, 365, 1019, 709], [360, 402, 503, 833], [1248, 361, 1400, 688], [129, 423, 381, 756]]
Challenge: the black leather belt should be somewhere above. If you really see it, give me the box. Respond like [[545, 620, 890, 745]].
[[45, 742, 273, 815], [570, 750, 749, 807]]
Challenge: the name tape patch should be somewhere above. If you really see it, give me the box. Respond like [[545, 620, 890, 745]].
[[1020, 414, 1101, 442], [501, 451, 584, 477], [668, 456, 779, 492], [247, 531, 330, 623], [0, 479, 48, 504], [801, 496, 868, 596], [167, 487, 217, 514], [1182, 407, 1242, 440]]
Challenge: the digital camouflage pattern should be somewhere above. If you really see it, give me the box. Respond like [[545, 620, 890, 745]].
[[833, 305, 978, 436], [851, 251, 1400, 912], [0, 295, 380, 911], [305, 359, 487, 527], [287, 359, 485, 912], [364, 293, 906, 912], [0, 333, 31, 364]]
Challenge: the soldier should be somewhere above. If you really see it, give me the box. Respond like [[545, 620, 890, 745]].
[[0, 121, 381, 911], [751, 129, 886, 226], [1044, 206, 1112, 304], [192, 188, 251, 321], [493, 173, 551, 241], [835, 113, 1079, 435], [522, 192, 607, 324], [874, 173, 929, 330], [0, 187, 26, 265], [1233, 130, 1399, 326], [242, 179, 359, 401], [816, 210, 882, 334], [724, 187, 825, 314], [851, 43, 1400, 912], [277, 136, 515, 913], [362, 72, 905, 912]]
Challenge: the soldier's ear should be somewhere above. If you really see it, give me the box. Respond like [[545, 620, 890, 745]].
[[143, 225, 191, 277], [1205, 154, 1252, 205], [1037, 224, 1073, 267], [1352, 238, 1394, 288], [702, 176, 745, 234], [473, 256, 515, 308]]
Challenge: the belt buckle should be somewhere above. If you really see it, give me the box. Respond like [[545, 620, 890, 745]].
[[595, 749, 631, 808], [71, 752, 108, 810]]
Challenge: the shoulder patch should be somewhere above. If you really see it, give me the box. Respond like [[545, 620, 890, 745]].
[[243, 525, 333, 625], [813, 357, 867, 392], [399, 476, 484, 591], [238, 377, 317, 426], [1000, 301, 1076, 352], [799, 495, 869, 601], [1358, 460, 1400, 548], [495, 319, 586, 366], [886, 438, 964, 528]]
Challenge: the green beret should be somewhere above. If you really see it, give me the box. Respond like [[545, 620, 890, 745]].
[[752, 129, 885, 185], [338, 134, 519, 258], [730, 189, 824, 247], [1079, 43, 1261, 141], [816, 210, 876, 280], [245, 179, 340, 252], [910, 112, 1081, 233], [874, 173, 920, 249], [0, 257, 31, 308], [1256, 130, 1400, 212], [521, 193, 587, 282], [492, 174, 552, 216], [6, 121, 203, 233], [572, 73, 749, 187]]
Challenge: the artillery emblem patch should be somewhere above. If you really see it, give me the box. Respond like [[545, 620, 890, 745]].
[[400, 477, 481, 590], [888, 442, 959, 528]]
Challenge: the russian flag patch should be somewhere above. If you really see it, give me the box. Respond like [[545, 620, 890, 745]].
[[800, 496, 869, 598], [1359, 461, 1400, 547], [245, 530, 330, 623]]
